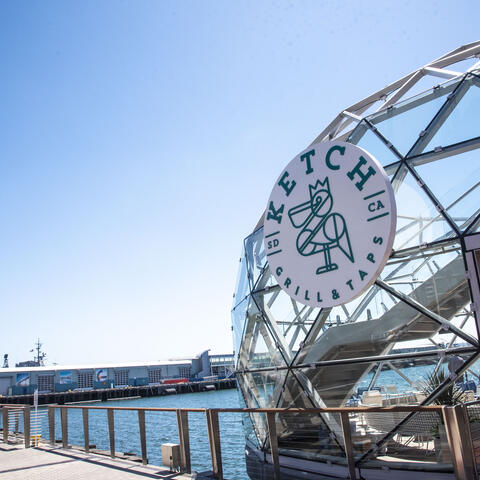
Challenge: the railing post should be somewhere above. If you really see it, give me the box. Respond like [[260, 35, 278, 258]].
[[138, 410, 148, 465], [23, 406, 31, 448], [206, 409, 223, 480], [60, 408, 68, 448], [107, 409, 115, 459], [443, 405, 478, 480], [176, 409, 191, 473], [2, 407, 8, 443], [82, 409, 89, 452], [266, 412, 280, 480], [340, 411, 357, 480], [48, 406, 55, 445]]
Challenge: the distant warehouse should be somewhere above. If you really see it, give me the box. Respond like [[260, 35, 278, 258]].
[[0, 351, 234, 396]]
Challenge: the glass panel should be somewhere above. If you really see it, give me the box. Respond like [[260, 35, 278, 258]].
[[447, 185, 480, 232], [316, 283, 397, 326], [294, 287, 445, 369], [261, 287, 320, 354], [405, 73, 459, 99], [251, 265, 277, 294], [237, 373, 260, 408], [367, 78, 459, 156], [275, 359, 457, 471], [275, 370, 313, 409], [232, 244, 249, 308], [348, 120, 402, 167], [383, 245, 464, 309], [422, 75, 480, 153], [245, 227, 267, 290], [413, 148, 480, 231], [294, 360, 372, 408], [465, 355, 480, 392], [355, 355, 476, 469], [358, 358, 434, 401], [237, 373, 268, 446], [237, 388, 260, 448], [355, 409, 453, 469], [393, 170, 456, 251], [276, 410, 344, 462], [232, 297, 249, 364], [380, 247, 474, 344], [295, 347, 474, 409], [267, 371, 344, 461], [466, 216, 480, 235], [242, 369, 287, 408], [237, 300, 288, 371]]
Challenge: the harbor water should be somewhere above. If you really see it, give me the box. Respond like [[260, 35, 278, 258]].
[[28, 363, 480, 479], [42, 389, 247, 479]]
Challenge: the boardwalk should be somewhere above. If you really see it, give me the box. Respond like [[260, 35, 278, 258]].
[[0, 444, 200, 480]]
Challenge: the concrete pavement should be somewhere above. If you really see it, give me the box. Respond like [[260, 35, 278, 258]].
[[0, 444, 197, 480]]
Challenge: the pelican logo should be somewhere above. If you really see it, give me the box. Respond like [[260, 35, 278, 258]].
[[289, 177, 354, 274], [264, 141, 396, 308]]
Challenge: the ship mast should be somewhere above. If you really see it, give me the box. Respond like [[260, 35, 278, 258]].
[[30, 339, 46, 366]]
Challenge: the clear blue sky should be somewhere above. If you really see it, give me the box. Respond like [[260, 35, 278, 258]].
[[0, 0, 477, 365]]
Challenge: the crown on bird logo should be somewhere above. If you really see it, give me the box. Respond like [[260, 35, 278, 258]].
[[308, 177, 330, 199]]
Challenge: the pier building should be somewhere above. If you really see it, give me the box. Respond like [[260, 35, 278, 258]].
[[0, 350, 234, 397], [232, 41, 480, 479]]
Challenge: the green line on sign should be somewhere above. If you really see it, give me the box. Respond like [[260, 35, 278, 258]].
[[367, 212, 390, 222], [265, 231, 280, 238], [267, 249, 282, 256], [363, 190, 385, 201]]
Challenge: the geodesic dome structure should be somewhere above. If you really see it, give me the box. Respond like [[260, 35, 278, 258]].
[[232, 41, 480, 473]]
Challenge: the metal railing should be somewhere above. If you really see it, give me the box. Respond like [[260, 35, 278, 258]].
[[1, 404, 31, 448], [1, 403, 479, 480]]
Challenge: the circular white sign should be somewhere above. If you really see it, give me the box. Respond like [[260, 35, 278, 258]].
[[264, 141, 396, 308]]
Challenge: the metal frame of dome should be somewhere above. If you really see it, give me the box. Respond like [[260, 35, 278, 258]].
[[232, 41, 480, 478], [314, 40, 480, 144]]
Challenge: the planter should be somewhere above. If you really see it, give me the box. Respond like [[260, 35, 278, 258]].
[[469, 421, 480, 463], [434, 424, 451, 464]]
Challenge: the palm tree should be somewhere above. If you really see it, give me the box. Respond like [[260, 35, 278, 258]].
[[422, 367, 463, 406]]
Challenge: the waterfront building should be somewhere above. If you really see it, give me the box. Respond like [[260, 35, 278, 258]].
[[0, 350, 234, 396], [210, 353, 237, 378], [232, 42, 480, 479]]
